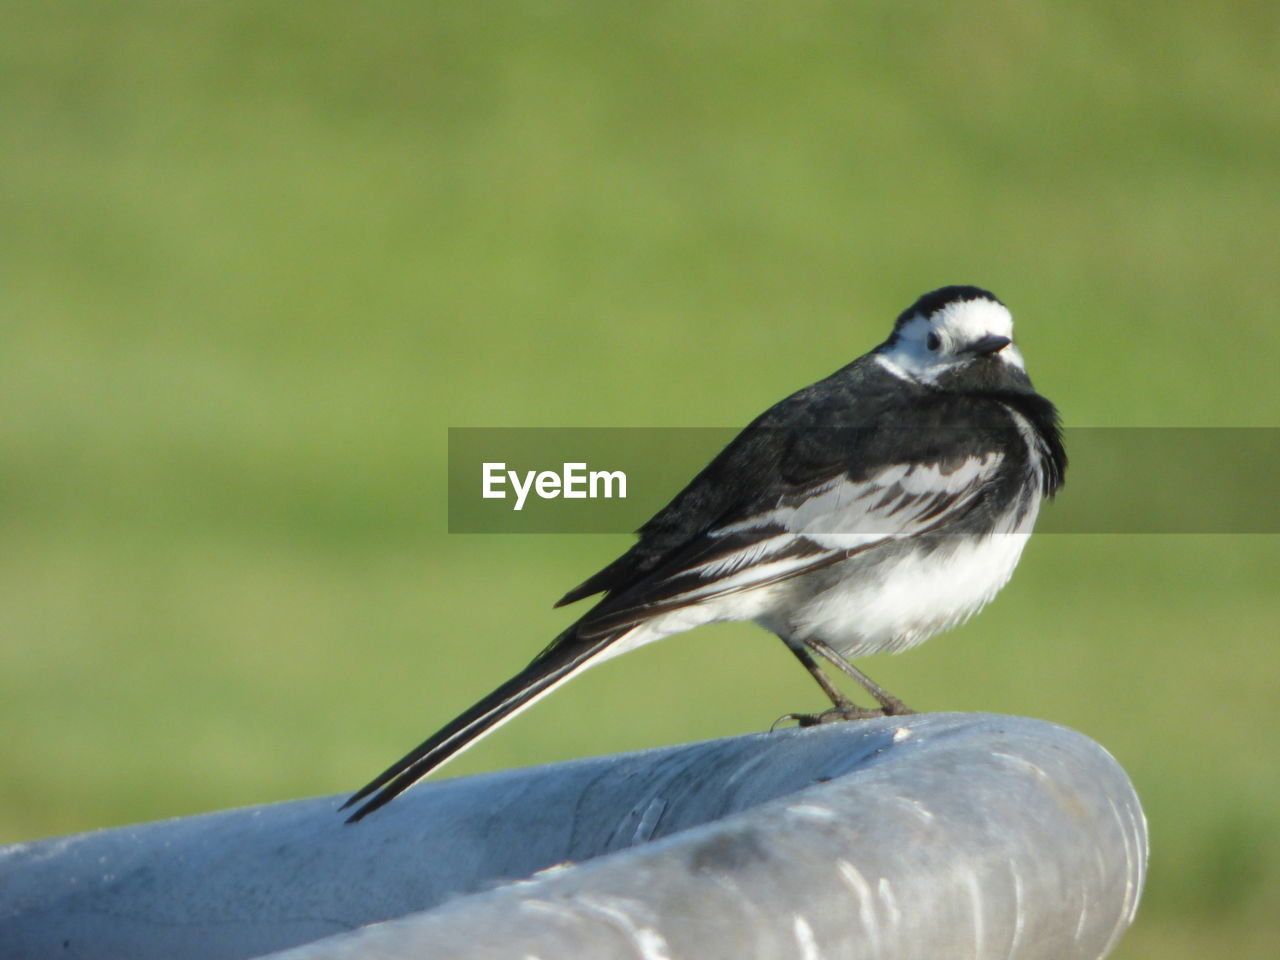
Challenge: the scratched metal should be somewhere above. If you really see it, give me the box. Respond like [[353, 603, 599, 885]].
[[0, 714, 1147, 960]]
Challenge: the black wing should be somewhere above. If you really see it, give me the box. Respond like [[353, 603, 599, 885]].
[[558, 368, 1027, 640]]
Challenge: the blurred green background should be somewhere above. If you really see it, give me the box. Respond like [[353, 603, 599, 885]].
[[3, 3, 1278, 956]]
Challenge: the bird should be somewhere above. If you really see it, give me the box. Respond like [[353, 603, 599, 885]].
[[342, 285, 1066, 821]]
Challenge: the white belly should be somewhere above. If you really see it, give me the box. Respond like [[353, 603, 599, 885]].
[[778, 498, 1040, 657]]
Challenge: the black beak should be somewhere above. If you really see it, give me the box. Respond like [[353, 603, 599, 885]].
[[964, 334, 1012, 356]]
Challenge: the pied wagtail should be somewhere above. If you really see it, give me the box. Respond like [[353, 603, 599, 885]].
[[343, 285, 1066, 821]]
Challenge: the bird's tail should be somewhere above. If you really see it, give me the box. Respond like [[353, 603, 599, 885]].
[[341, 625, 623, 822]]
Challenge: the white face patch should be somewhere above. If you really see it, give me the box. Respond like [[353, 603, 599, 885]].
[[876, 297, 1026, 384]]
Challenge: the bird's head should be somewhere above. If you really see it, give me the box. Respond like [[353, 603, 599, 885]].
[[876, 286, 1032, 392]]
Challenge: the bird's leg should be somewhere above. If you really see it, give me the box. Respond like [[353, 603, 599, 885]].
[[806, 638, 916, 716], [785, 640, 859, 709], [776, 640, 885, 727]]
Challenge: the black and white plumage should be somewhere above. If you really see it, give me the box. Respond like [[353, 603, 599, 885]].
[[342, 285, 1066, 821]]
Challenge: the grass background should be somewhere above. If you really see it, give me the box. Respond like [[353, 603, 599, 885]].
[[3, 3, 1278, 956]]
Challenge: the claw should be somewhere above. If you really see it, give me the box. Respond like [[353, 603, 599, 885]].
[[770, 714, 800, 732]]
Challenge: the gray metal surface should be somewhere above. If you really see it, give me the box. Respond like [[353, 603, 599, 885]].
[[0, 714, 1147, 960]]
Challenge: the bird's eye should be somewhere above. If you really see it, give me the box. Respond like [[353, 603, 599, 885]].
[[926, 333, 941, 351]]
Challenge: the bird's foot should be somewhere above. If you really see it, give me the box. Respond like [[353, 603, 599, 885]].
[[773, 703, 887, 729], [871, 694, 916, 717]]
